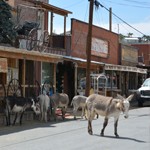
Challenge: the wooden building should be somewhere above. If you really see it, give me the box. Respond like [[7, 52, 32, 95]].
[[0, 1, 147, 101]]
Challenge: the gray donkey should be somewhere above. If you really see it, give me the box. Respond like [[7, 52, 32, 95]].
[[50, 93, 69, 120], [85, 93, 134, 137]]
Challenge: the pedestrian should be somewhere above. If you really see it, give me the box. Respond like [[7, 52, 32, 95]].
[[90, 86, 94, 95]]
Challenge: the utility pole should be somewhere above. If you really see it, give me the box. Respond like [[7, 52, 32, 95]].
[[109, 7, 112, 31], [85, 0, 94, 96]]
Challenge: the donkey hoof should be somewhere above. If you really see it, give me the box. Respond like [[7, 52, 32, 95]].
[[88, 130, 93, 135], [115, 134, 119, 138], [100, 132, 104, 136]]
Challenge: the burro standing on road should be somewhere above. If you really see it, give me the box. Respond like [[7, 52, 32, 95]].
[[71, 95, 87, 119], [50, 93, 69, 120], [85, 93, 134, 137]]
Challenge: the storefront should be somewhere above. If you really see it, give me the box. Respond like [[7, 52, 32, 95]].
[[104, 64, 147, 96], [0, 46, 63, 97]]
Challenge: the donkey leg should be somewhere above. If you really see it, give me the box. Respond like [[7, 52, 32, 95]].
[[5, 112, 10, 126], [44, 111, 47, 122], [114, 118, 119, 137], [53, 108, 57, 121], [19, 112, 24, 125], [73, 106, 78, 120], [81, 107, 84, 119], [61, 107, 66, 120], [13, 113, 18, 125], [88, 120, 93, 135], [101, 118, 108, 136]]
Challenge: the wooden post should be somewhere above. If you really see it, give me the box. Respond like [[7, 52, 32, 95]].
[[64, 16, 66, 49], [74, 63, 78, 95], [53, 63, 57, 93], [22, 59, 26, 97], [109, 7, 112, 31], [136, 72, 138, 89], [85, 0, 94, 97], [119, 71, 122, 94], [50, 12, 53, 47]]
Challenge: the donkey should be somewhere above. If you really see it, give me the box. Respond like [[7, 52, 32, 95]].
[[71, 95, 87, 119], [32, 94, 50, 122], [50, 93, 69, 121], [85, 93, 134, 137], [5, 96, 36, 126]]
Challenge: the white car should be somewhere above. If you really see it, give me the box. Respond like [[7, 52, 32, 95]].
[[137, 78, 150, 107]]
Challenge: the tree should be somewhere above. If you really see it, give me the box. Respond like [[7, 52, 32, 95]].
[[119, 34, 126, 41], [0, 0, 17, 45], [142, 35, 150, 42], [127, 32, 133, 37]]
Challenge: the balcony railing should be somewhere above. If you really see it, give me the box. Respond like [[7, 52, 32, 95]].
[[18, 34, 71, 56]]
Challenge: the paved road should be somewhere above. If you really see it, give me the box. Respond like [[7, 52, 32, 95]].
[[0, 107, 150, 150]]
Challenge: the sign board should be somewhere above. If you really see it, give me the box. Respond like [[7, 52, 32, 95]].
[[91, 38, 108, 58], [121, 45, 138, 66], [0, 58, 7, 73]]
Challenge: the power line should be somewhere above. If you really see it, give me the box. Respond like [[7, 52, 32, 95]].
[[94, 0, 146, 36], [105, 0, 150, 8], [122, 0, 150, 5]]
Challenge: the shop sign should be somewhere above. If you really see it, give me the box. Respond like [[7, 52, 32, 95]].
[[0, 58, 7, 73], [91, 38, 108, 58]]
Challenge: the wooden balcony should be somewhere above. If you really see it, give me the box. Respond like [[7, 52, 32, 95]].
[[18, 35, 71, 56]]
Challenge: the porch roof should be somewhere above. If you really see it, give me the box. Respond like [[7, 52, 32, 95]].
[[0, 46, 63, 63], [63, 56, 147, 74], [105, 64, 147, 74], [23, 0, 72, 16], [63, 56, 105, 69]]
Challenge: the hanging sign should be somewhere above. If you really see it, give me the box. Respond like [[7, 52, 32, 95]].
[[0, 58, 7, 73]]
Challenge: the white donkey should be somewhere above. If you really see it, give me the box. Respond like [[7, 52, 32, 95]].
[[85, 93, 134, 137], [32, 94, 50, 122], [71, 95, 87, 119]]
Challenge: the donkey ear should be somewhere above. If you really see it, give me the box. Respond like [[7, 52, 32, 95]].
[[116, 94, 125, 100], [127, 94, 134, 101]]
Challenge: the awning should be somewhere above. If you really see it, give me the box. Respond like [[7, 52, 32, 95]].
[[0, 46, 63, 63], [63, 56, 105, 69], [23, 0, 72, 16], [105, 64, 147, 74]]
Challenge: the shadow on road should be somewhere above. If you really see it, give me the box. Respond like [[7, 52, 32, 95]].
[[93, 134, 147, 143], [0, 116, 76, 136]]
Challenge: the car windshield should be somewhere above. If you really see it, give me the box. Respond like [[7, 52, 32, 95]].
[[142, 79, 150, 87]]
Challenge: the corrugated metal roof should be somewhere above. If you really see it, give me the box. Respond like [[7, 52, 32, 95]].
[[63, 56, 105, 65]]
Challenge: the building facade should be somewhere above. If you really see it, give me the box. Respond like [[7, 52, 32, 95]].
[[0, 0, 147, 101]]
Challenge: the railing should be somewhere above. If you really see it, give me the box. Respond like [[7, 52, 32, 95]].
[[18, 34, 71, 56]]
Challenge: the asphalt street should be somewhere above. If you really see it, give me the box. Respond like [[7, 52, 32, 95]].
[[0, 107, 150, 150]]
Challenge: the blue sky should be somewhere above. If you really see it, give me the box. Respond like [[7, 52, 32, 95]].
[[49, 0, 150, 37]]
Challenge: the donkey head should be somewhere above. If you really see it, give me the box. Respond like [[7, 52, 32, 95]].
[[116, 94, 134, 118], [31, 99, 41, 115]]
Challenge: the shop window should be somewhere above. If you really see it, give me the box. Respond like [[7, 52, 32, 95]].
[[7, 68, 19, 83], [42, 62, 54, 85], [106, 74, 117, 88]]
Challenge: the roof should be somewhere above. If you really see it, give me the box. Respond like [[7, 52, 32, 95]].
[[105, 64, 147, 74], [63, 56, 105, 69], [23, 0, 72, 16], [0, 46, 63, 63]]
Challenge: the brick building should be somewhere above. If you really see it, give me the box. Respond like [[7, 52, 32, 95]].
[[132, 43, 150, 77], [0, 0, 147, 99]]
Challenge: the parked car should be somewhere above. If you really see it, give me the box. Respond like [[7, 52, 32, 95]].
[[136, 78, 150, 107]]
